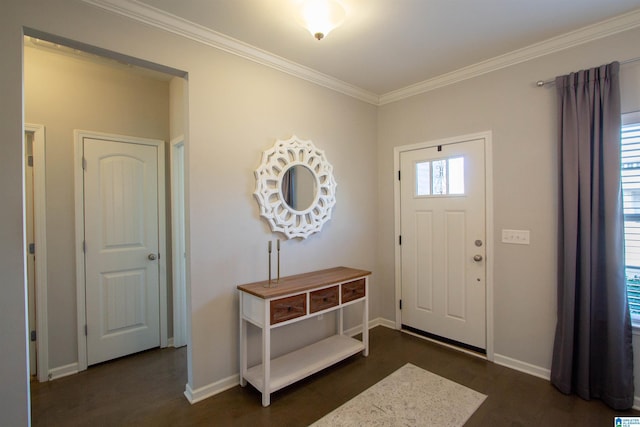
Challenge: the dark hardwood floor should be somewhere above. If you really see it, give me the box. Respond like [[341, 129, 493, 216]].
[[31, 326, 638, 426]]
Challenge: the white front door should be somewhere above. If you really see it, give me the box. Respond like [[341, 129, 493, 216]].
[[83, 136, 161, 365], [400, 138, 486, 351]]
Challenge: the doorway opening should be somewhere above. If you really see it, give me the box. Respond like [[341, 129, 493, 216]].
[[24, 124, 49, 382], [23, 31, 190, 384]]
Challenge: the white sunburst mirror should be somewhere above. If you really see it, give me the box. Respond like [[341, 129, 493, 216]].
[[254, 136, 337, 239]]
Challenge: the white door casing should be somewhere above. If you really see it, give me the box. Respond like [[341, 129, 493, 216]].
[[170, 136, 188, 348], [394, 132, 494, 358], [24, 124, 48, 382], [25, 131, 36, 376], [75, 131, 167, 369]]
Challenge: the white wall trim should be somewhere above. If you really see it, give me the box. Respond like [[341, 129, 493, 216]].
[[493, 353, 551, 381], [80, 0, 379, 105], [48, 362, 79, 381], [379, 8, 640, 104], [170, 136, 188, 349], [343, 317, 396, 337], [393, 131, 495, 362], [24, 124, 49, 383], [484, 133, 495, 362], [494, 351, 640, 411], [184, 374, 239, 404], [80, 0, 640, 106], [182, 320, 640, 409], [73, 130, 168, 371], [371, 317, 397, 330], [183, 320, 393, 404], [73, 131, 87, 371]]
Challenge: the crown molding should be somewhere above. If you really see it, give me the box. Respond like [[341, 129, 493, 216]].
[[82, 0, 640, 106], [80, 0, 380, 105], [379, 8, 640, 105]]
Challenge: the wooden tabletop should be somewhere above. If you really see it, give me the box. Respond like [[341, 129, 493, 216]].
[[237, 266, 371, 299]]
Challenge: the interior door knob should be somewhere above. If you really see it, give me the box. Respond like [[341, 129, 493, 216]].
[[473, 254, 483, 262], [148, 253, 157, 261]]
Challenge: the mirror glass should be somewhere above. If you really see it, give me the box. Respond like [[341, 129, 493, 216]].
[[282, 165, 317, 211]]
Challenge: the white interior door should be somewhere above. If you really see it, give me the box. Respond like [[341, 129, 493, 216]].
[[400, 138, 486, 351], [83, 136, 161, 365]]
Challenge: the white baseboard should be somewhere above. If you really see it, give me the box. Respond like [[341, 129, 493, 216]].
[[344, 317, 396, 337], [184, 373, 239, 404], [167, 337, 174, 347], [495, 354, 640, 410], [493, 353, 551, 381], [182, 320, 640, 410], [48, 362, 79, 381], [183, 319, 394, 404], [372, 317, 397, 330]]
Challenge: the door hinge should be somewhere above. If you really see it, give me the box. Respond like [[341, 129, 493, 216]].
[[399, 299, 402, 310], [30, 330, 37, 342], [84, 324, 88, 336], [82, 157, 87, 170], [399, 235, 402, 245], [83, 240, 86, 253], [28, 156, 34, 167], [28, 243, 35, 255], [398, 170, 401, 180]]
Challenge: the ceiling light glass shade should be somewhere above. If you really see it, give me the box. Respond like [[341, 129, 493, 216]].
[[301, 0, 345, 40]]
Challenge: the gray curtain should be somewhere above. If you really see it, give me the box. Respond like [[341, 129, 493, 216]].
[[551, 61, 634, 410]]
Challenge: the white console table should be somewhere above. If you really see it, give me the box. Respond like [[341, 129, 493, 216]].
[[237, 266, 370, 406]]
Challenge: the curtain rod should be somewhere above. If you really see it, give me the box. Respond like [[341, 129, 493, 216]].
[[536, 56, 640, 87]]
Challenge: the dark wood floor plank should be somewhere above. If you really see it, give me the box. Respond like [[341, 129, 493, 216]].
[[31, 326, 638, 426]]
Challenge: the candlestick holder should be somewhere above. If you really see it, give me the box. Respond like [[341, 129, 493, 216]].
[[264, 240, 273, 288], [276, 239, 280, 284]]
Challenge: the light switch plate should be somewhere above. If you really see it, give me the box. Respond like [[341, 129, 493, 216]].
[[502, 229, 530, 245]]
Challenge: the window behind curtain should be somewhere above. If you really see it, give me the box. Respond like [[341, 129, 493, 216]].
[[621, 113, 640, 324]]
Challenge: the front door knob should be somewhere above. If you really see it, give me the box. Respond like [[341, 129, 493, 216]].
[[148, 253, 157, 261], [473, 254, 483, 262]]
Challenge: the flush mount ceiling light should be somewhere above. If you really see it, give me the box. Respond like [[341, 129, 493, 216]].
[[301, 0, 346, 40]]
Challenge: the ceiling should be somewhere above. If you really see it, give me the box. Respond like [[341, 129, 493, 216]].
[[85, 0, 640, 103]]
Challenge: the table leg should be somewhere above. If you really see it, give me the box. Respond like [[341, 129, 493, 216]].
[[262, 300, 271, 407], [239, 293, 247, 386], [363, 278, 369, 357]]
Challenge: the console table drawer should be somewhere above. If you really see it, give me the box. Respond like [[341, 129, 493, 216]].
[[342, 279, 366, 303], [310, 286, 339, 313], [270, 294, 306, 324]]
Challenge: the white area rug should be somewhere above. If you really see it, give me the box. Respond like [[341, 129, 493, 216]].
[[310, 363, 486, 427]]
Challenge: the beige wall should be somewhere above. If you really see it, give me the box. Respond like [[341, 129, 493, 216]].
[[2, 1, 640, 425], [24, 45, 171, 370], [377, 27, 640, 376], [183, 46, 378, 388], [1, 2, 378, 423]]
